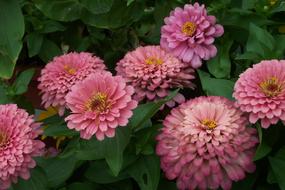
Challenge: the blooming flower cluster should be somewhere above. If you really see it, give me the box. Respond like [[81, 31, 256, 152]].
[[0, 105, 44, 190], [65, 72, 137, 140], [156, 96, 258, 190], [116, 45, 195, 107], [38, 52, 106, 116], [233, 60, 285, 128], [3, 1, 283, 190], [160, 3, 224, 68]]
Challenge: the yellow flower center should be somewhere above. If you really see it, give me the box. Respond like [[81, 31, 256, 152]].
[[201, 119, 217, 129], [181, 21, 197, 36], [269, 0, 277, 6], [63, 65, 76, 75], [0, 132, 7, 147], [279, 25, 285, 33], [145, 57, 163, 65], [86, 92, 110, 112], [259, 77, 282, 97]]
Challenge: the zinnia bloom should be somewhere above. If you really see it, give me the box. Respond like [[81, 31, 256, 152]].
[[116, 46, 195, 107], [38, 52, 106, 115], [156, 96, 258, 190], [233, 60, 285, 128], [0, 104, 45, 190], [65, 72, 137, 140], [160, 3, 224, 68]]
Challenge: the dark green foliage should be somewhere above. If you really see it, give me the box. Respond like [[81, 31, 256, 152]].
[[2, 0, 285, 189]]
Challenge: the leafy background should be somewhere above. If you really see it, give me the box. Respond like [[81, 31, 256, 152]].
[[0, 0, 285, 189]]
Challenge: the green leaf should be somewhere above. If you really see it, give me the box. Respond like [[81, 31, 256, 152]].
[[127, 0, 135, 6], [59, 136, 80, 159], [267, 169, 277, 184], [246, 23, 275, 57], [26, 33, 43, 57], [0, 0, 24, 79], [207, 39, 233, 78], [0, 84, 11, 104], [35, 0, 82, 22], [135, 124, 161, 155], [221, 9, 273, 30], [80, 0, 113, 14], [39, 20, 66, 33], [144, 0, 179, 44], [94, 126, 130, 176], [254, 124, 278, 161], [154, 0, 178, 26], [81, 0, 143, 29], [130, 89, 178, 130], [77, 126, 132, 176], [44, 124, 79, 137], [76, 37, 92, 51], [85, 160, 129, 184], [267, 146, 285, 185], [128, 155, 160, 190], [41, 114, 64, 125], [273, 35, 285, 58], [68, 182, 94, 190], [273, 146, 285, 160], [242, 0, 256, 9], [269, 156, 285, 190], [39, 38, 61, 62], [36, 156, 77, 188], [219, 8, 274, 29], [198, 70, 235, 100], [11, 68, 35, 95], [270, 1, 285, 13], [254, 124, 272, 161], [12, 167, 48, 190], [0, 56, 15, 80], [235, 52, 261, 61], [14, 96, 34, 114]]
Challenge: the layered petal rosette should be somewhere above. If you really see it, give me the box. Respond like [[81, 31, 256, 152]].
[[0, 104, 45, 190], [156, 96, 258, 190], [65, 72, 137, 140], [38, 52, 106, 115], [160, 3, 224, 68], [116, 45, 195, 107], [233, 60, 285, 128]]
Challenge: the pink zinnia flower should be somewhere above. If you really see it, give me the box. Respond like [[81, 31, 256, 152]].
[[65, 72, 137, 140], [160, 3, 224, 68], [0, 104, 45, 190], [38, 52, 106, 115], [233, 60, 285, 128], [156, 96, 258, 190], [116, 45, 195, 107]]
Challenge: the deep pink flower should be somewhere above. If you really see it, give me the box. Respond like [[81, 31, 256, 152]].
[[156, 96, 258, 190], [65, 72, 137, 140], [38, 52, 106, 115], [116, 45, 195, 107], [0, 104, 45, 190], [160, 3, 224, 68], [233, 60, 285, 128]]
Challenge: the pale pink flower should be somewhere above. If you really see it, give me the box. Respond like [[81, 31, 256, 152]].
[[38, 52, 106, 115], [156, 96, 258, 190], [160, 3, 224, 68], [0, 104, 45, 190], [116, 45, 195, 107], [233, 60, 285, 128], [65, 72, 137, 140]]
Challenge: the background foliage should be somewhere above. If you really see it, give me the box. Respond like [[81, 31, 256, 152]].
[[0, 0, 285, 189]]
